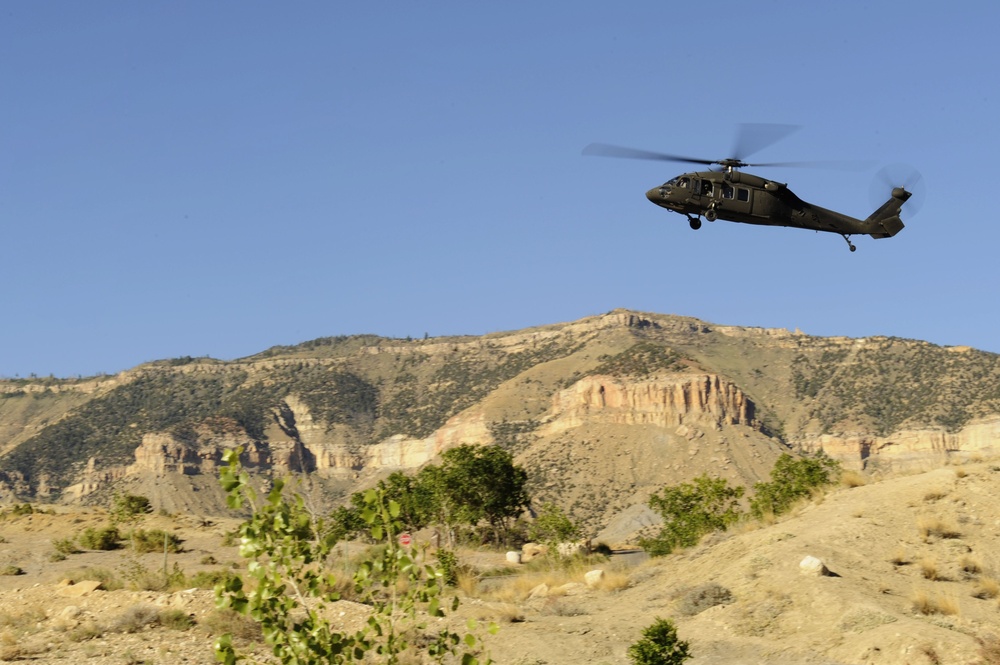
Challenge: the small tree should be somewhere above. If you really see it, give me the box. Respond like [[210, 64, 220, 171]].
[[640, 475, 744, 556], [214, 447, 494, 664], [110, 493, 152, 525], [527, 502, 581, 545], [628, 617, 691, 665], [750, 452, 840, 519]]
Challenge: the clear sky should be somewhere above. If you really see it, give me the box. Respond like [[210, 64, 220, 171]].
[[2, 2, 997, 378]]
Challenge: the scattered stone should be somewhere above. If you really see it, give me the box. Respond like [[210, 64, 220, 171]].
[[584, 569, 605, 588], [60, 579, 104, 597], [800, 555, 831, 577], [506, 551, 522, 564]]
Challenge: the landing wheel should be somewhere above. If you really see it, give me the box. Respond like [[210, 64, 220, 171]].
[[689, 218, 702, 230], [705, 209, 718, 222], [849, 244, 856, 252], [841, 234, 856, 252]]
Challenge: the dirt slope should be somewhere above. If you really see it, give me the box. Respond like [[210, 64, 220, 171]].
[[1, 459, 999, 664]]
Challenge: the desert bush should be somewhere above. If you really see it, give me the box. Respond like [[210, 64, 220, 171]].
[[127, 528, 182, 554], [677, 583, 734, 616], [188, 569, 239, 590], [641, 475, 744, 556], [0, 566, 24, 576], [628, 617, 691, 665], [66, 620, 103, 642], [78, 526, 120, 550], [159, 609, 195, 631], [110, 604, 160, 633], [52, 537, 81, 556], [110, 493, 152, 524], [750, 453, 840, 519], [64, 566, 123, 590], [200, 608, 262, 642], [960, 555, 982, 575]]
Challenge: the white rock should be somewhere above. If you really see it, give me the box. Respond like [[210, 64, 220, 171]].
[[799, 555, 830, 576], [584, 569, 605, 587]]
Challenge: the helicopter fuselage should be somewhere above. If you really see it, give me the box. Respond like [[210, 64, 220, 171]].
[[646, 169, 876, 236]]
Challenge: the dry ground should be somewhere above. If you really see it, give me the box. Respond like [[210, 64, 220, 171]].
[[2, 459, 1000, 664]]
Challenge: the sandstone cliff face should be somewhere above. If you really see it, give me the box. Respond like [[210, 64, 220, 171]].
[[544, 374, 755, 436], [796, 416, 1000, 471]]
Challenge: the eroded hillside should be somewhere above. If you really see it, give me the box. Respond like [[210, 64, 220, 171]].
[[1, 309, 998, 539]]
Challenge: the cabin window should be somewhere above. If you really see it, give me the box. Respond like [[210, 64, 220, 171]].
[[701, 180, 713, 196], [722, 184, 734, 199], [737, 188, 750, 202], [678, 177, 689, 189]]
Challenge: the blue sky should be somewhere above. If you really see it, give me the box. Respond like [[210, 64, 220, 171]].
[[2, 2, 997, 378]]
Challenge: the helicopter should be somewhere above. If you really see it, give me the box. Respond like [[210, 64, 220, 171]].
[[583, 124, 918, 252]]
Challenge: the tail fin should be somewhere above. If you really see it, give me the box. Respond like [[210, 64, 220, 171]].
[[866, 187, 911, 239]]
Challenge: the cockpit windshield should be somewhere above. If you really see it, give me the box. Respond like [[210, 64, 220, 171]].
[[665, 177, 690, 189]]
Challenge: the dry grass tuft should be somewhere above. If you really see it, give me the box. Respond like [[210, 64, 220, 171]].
[[973, 577, 1000, 599], [917, 515, 962, 541], [919, 558, 941, 581], [840, 470, 868, 488], [889, 547, 909, 566], [960, 555, 983, 576], [923, 488, 949, 502], [911, 589, 959, 615]]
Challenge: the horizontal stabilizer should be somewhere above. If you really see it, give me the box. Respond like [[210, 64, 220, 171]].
[[869, 215, 904, 239]]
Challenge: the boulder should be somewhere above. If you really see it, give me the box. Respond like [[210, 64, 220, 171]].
[[799, 555, 831, 577], [584, 569, 605, 588]]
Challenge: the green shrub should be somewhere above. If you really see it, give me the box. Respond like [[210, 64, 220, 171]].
[[78, 526, 121, 550], [628, 617, 691, 665], [0, 566, 24, 576], [750, 453, 841, 519], [214, 447, 495, 665], [52, 537, 81, 555], [528, 502, 581, 545], [640, 475, 744, 556], [110, 493, 152, 523], [128, 529, 182, 554]]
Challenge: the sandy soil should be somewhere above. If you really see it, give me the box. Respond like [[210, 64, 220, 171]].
[[1, 460, 999, 664]]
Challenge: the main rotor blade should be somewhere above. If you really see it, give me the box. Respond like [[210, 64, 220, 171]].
[[582, 143, 716, 166], [747, 159, 875, 171], [731, 123, 801, 162]]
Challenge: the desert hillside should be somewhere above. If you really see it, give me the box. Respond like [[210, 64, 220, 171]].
[[0, 458, 998, 664], [1, 309, 999, 541]]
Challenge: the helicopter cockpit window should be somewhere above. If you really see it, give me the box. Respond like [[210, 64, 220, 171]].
[[701, 180, 713, 196], [722, 183, 734, 199], [677, 177, 689, 189]]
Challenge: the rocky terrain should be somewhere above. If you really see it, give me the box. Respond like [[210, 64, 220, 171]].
[[1, 309, 998, 541], [1, 457, 998, 664]]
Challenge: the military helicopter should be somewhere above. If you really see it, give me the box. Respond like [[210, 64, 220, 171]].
[[583, 124, 918, 252]]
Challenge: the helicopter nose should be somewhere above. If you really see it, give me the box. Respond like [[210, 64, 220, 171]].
[[646, 186, 666, 204]]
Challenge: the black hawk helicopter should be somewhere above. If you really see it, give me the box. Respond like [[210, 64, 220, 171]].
[[583, 124, 918, 252]]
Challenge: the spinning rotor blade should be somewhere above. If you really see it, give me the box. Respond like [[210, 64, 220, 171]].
[[731, 123, 801, 162], [869, 163, 926, 217], [582, 143, 716, 166]]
